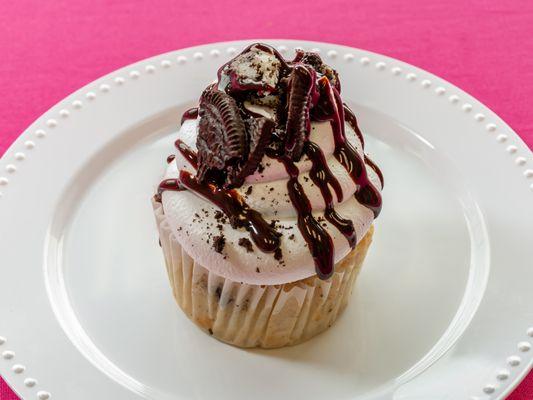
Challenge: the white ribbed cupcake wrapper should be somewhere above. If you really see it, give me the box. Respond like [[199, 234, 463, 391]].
[[153, 199, 373, 349]]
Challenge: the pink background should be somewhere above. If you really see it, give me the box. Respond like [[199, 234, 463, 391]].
[[0, 1, 531, 398]]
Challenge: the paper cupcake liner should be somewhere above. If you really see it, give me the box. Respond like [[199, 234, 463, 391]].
[[153, 199, 373, 348]]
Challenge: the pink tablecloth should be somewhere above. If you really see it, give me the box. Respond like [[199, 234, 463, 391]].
[[0, 1, 531, 399]]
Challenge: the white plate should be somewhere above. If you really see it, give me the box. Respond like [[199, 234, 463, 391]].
[[0, 40, 532, 400]]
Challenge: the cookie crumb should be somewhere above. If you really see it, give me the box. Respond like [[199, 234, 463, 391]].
[[245, 186, 253, 196], [238, 237, 254, 252], [274, 247, 283, 261], [213, 235, 226, 253]]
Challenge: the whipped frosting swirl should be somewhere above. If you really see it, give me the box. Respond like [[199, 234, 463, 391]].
[[156, 43, 383, 284]]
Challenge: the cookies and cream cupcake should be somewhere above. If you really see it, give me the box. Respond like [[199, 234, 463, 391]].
[[153, 43, 383, 348]]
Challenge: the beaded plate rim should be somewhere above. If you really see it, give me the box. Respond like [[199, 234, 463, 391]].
[[0, 39, 531, 400]]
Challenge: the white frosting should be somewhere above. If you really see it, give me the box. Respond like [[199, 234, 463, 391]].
[[161, 117, 382, 285]]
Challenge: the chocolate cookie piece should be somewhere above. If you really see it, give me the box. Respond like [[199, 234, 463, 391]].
[[293, 50, 341, 93], [284, 65, 317, 160], [196, 88, 247, 186], [231, 117, 275, 185]]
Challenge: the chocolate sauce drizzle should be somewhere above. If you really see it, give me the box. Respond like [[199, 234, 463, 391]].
[[179, 170, 280, 253], [155, 178, 184, 202], [343, 104, 365, 147], [180, 107, 199, 125], [280, 156, 334, 279], [166, 154, 176, 164], [175, 139, 198, 169], [364, 155, 384, 188], [305, 142, 357, 248], [321, 79, 382, 218]]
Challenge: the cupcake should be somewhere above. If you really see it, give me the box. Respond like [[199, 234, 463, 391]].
[[153, 43, 383, 348]]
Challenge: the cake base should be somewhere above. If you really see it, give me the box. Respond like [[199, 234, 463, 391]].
[[154, 200, 374, 349]]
